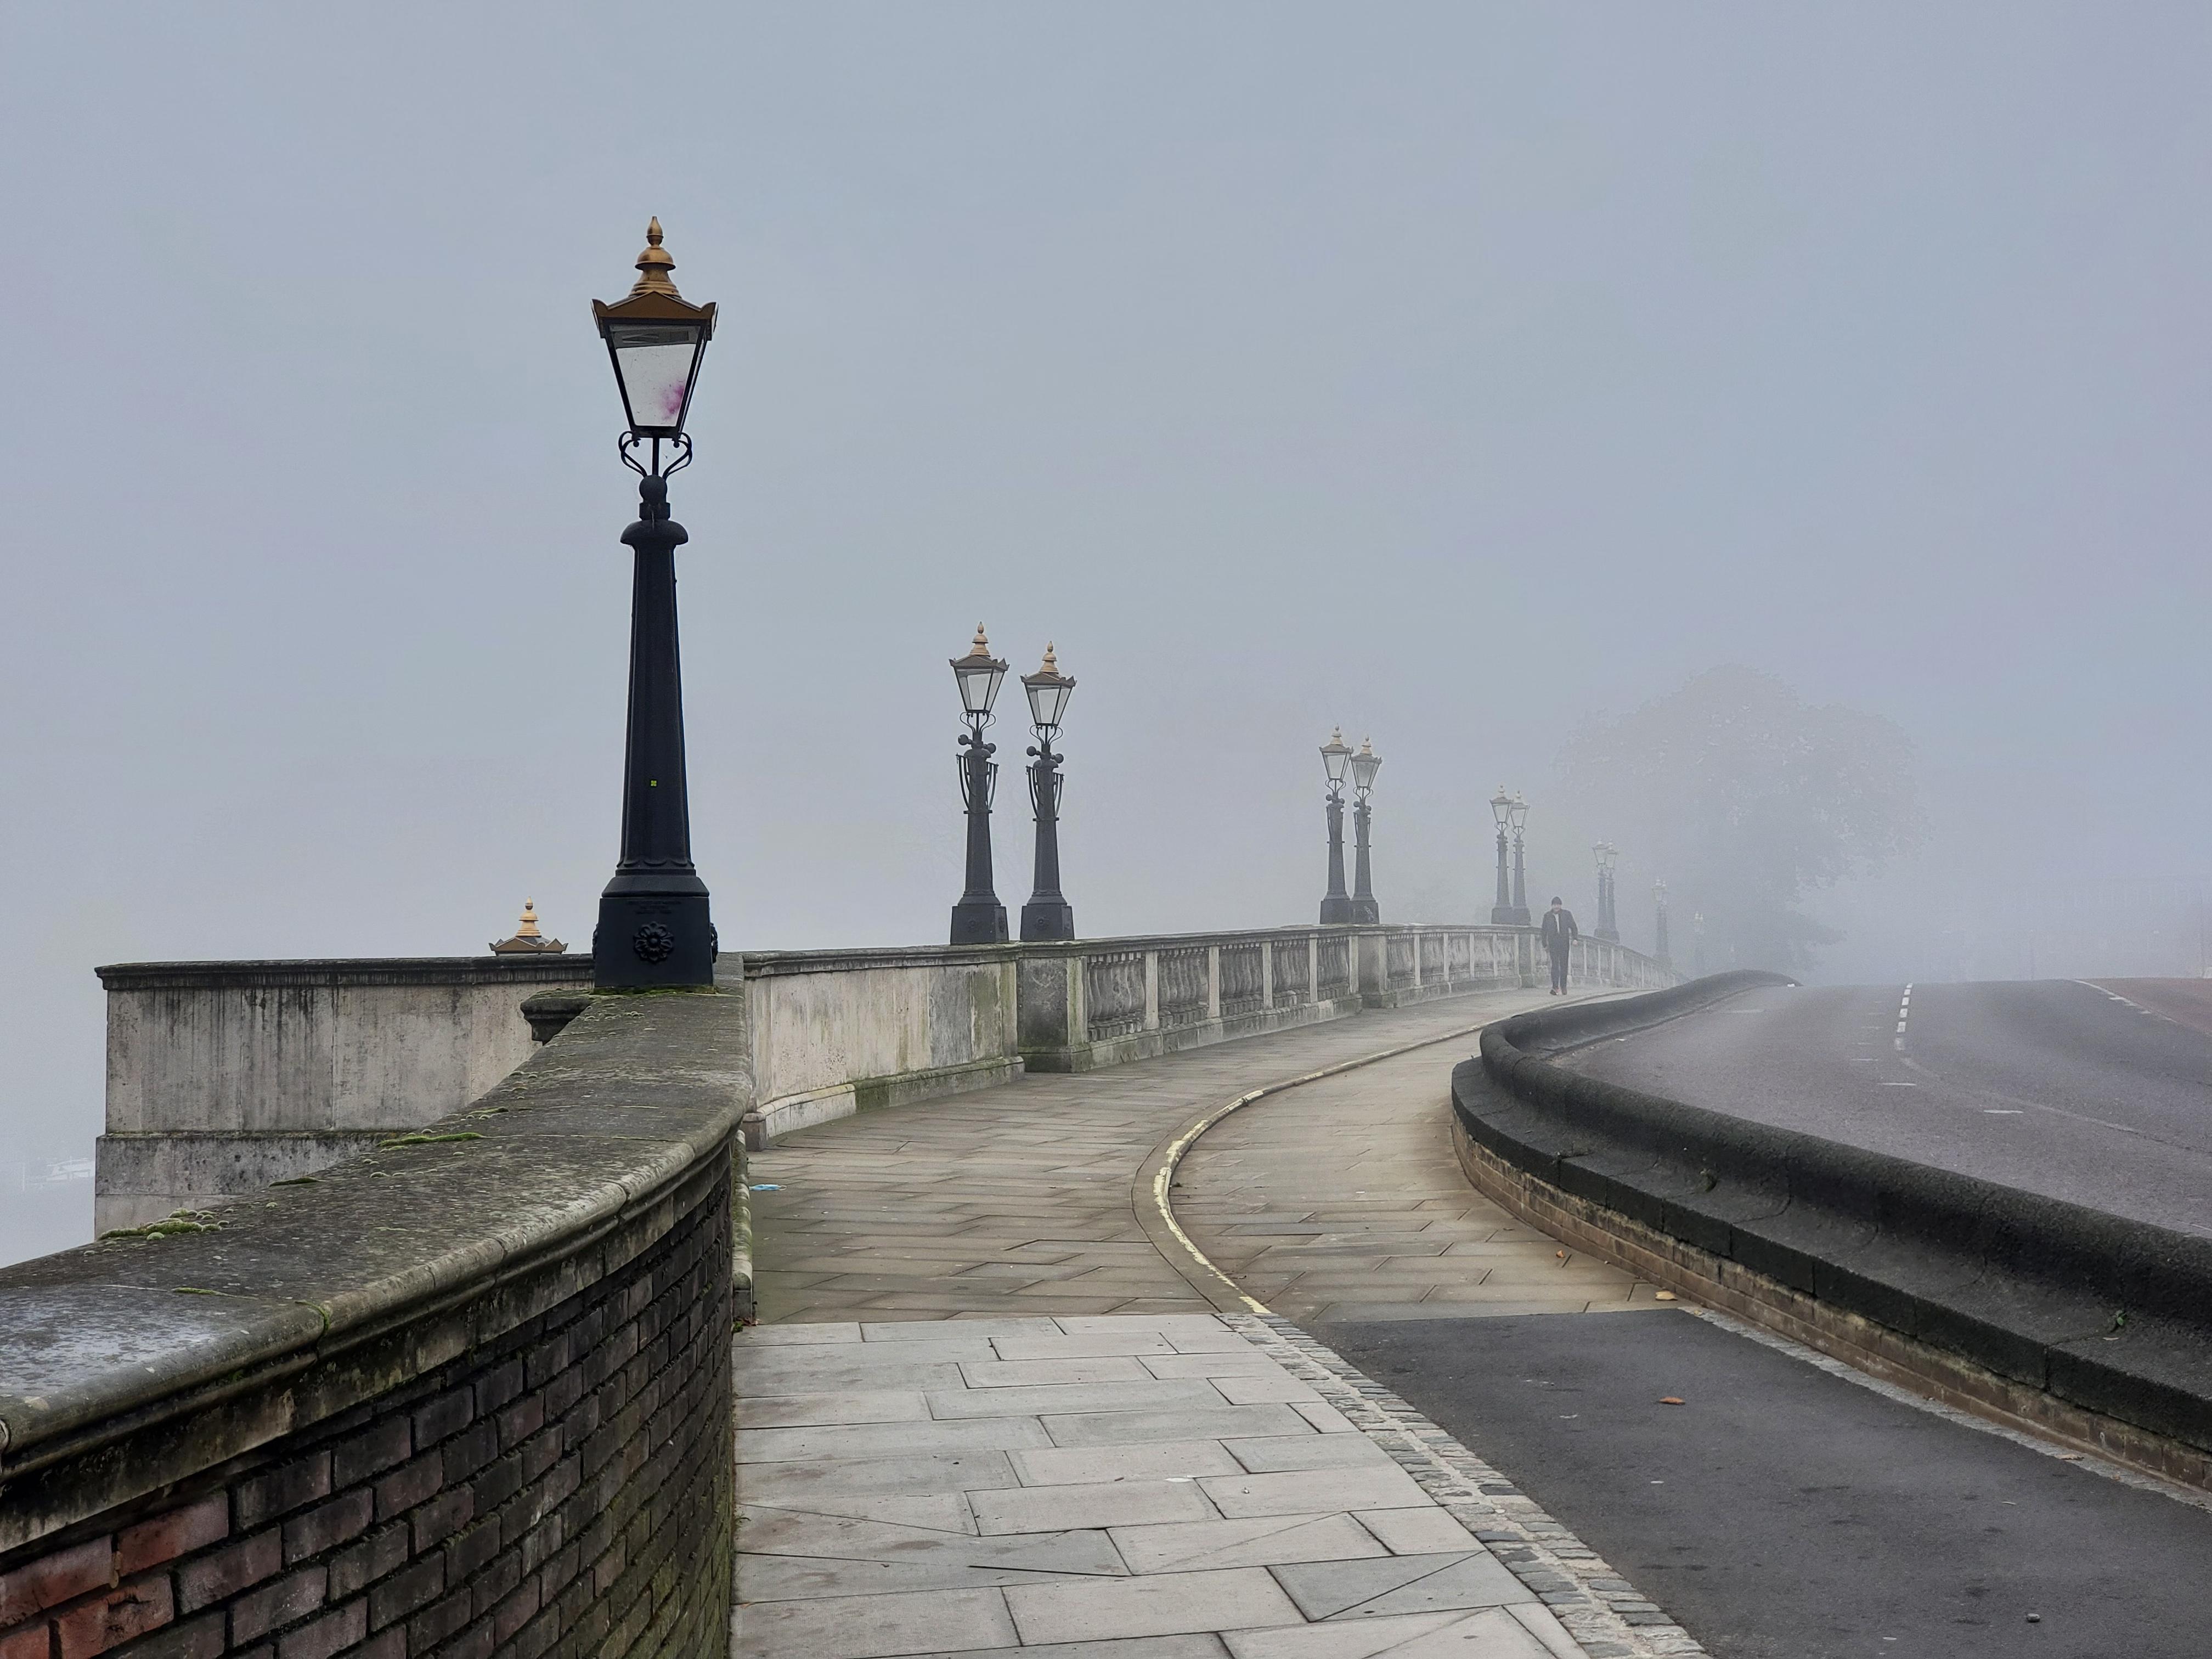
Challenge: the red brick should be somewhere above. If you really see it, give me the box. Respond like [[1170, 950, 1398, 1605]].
[[372, 1453, 442, 1522], [330, 1417, 411, 1488], [274, 1600, 363, 1659], [228, 1566, 325, 1644], [54, 1573, 172, 1658], [176, 1529, 280, 1614], [234, 1453, 331, 1532], [118, 1497, 228, 1576], [279, 1491, 372, 1566], [408, 1488, 473, 1554], [326, 1522, 409, 1602], [108, 1610, 225, 1659], [0, 1621, 52, 1659], [411, 1386, 475, 1451], [0, 1538, 115, 1625]]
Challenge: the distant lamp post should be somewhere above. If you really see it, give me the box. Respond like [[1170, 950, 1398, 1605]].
[[1018, 643, 1077, 941], [1349, 738, 1383, 924], [590, 219, 718, 989], [1653, 879, 1672, 968], [1593, 843, 1621, 942], [1692, 910, 1707, 977], [1508, 792, 1532, 926], [950, 625, 1011, 944], [1489, 788, 1515, 924], [1319, 729, 1355, 924]]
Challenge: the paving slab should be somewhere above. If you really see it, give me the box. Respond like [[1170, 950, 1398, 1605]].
[[735, 1313, 1705, 1659]]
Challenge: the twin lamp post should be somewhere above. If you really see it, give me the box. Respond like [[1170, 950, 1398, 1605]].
[[1317, 731, 1382, 924], [948, 628, 1077, 945]]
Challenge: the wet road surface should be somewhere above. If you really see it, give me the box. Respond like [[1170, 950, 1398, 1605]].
[[1559, 978, 2212, 1238]]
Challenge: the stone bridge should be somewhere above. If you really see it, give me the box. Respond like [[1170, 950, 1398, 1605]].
[[0, 924, 1673, 1659]]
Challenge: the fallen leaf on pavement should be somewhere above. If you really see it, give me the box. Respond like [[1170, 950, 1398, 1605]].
[[1659, 1396, 1685, 1405], [1653, 1291, 1678, 1301]]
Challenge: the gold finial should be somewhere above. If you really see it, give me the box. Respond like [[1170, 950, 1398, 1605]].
[[1040, 642, 1059, 674], [1359, 737, 1373, 754], [970, 623, 990, 654], [628, 217, 682, 300], [492, 899, 567, 955]]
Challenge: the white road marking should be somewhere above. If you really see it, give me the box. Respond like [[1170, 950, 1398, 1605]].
[[1893, 983, 1912, 1051]]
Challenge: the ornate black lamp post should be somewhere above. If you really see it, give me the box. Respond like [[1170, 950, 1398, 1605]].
[[1653, 879, 1672, 968], [1692, 910, 1707, 977], [1319, 729, 1355, 924], [1508, 792, 1532, 926], [950, 626, 1011, 944], [1489, 787, 1514, 924], [590, 219, 718, 989], [1593, 842, 1620, 941], [1019, 644, 1076, 941], [1349, 738, 1382, 924]]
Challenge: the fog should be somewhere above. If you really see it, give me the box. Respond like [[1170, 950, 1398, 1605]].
[[3, 5, 2209, 1260]]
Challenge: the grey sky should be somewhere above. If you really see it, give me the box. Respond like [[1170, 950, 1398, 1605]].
[[3, 5, 2209, 1197]]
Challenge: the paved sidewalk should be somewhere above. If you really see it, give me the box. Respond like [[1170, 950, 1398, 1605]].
[[1172, 1045, 1659, 1324], [733, 1312, 1701, 1659], [747, 990, 1558, 1323]]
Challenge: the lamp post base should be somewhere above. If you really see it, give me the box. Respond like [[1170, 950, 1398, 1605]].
[[1020, 898, 1075, 941], [1320, 894, 1357, 925], [951, 896, 1009, 945], [593, 890, 716, 989], [1352, 898, 1380, 924], [1595, 928, 1620, 943]]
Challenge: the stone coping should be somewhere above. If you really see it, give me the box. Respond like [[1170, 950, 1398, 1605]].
[[93, 955, 597, 990], [1463, 972, 2212, 1462], [98, 924, 1557, 991], [0, 990, 752, 1548]]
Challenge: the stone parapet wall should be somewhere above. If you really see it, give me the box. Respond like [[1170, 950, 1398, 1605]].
[[99, 926, 1678, 1202], [95, 957, 596, 1233], [2, 994, 749, 1658]]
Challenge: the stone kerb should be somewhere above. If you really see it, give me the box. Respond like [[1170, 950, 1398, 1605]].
[[0, 991, 751, 1659], [1456, 972, 2212, 1489]]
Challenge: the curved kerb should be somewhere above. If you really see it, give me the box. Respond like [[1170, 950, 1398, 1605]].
[[1133, 994, 1635, 1314]]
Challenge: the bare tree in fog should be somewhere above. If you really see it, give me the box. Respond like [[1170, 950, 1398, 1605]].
[[1559, 668, 1923, 973]]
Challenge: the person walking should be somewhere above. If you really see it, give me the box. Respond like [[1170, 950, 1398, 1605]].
[[1541, 896, 1578, 995]]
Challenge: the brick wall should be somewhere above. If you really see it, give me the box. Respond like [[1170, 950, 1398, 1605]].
[[0, 1166, 735, 1659]]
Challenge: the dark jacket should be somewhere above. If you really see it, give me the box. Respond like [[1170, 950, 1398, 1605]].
[[1541, 908, 1578, 953]]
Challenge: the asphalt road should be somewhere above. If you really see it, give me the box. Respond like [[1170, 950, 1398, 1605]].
[[1559, 977, 2212, 1238], [1327, 1310, 2212, 1659]]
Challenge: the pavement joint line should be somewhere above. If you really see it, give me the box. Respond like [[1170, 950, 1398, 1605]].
[[1227, 1311, 1711, 1658], [1686, 1304, 2212, 1516], [1135, 992, 1633, 1317]]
